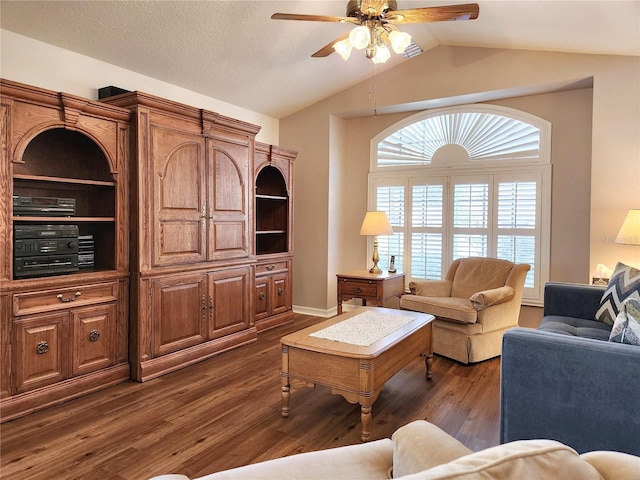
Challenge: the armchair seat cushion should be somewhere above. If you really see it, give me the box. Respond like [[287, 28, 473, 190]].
[[400, 295, 477, 324], [538, 315, 612, 340]]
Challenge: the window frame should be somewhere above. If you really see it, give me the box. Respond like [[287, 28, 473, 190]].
[[368, 104, 551, 305]]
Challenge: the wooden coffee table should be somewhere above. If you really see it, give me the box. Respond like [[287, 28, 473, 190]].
[[280, 307, 434, 441]]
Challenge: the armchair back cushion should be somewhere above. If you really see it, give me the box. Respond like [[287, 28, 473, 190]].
[[449, 257, 515, 299]]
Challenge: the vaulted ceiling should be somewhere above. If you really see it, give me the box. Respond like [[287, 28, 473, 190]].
[[1, 1, 639, 119]]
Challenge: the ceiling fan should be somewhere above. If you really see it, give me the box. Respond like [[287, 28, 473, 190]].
[[272, 1, 479, 64]]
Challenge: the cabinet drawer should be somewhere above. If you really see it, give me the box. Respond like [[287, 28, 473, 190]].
[[255, 261, 288, 275], [339, 280, 378, 297], [13, 283, 118, 316]]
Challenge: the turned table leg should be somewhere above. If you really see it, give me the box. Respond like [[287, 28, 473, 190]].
[[360, 405, 372, 442], [281, 344, 290, 417], [421, 352, 433, 380], [281, 383, 290, 417]]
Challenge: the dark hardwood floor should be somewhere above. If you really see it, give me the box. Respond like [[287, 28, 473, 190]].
[[0, 314, 501, 480]]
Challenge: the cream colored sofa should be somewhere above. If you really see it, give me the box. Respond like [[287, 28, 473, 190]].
[[400, 257, 530, 363], [149, 420, 640, 480]]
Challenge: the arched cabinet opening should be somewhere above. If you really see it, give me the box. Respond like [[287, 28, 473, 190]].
[[253, 142, 296, 332], [1, 79, 131, 423], [12, 128, 118, 277], [255, 165, 289, 255]]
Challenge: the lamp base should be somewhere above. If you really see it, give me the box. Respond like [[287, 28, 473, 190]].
[[369, 240, 382, 274]]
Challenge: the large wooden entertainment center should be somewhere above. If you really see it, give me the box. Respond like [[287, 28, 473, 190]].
[[0, 80, 296, 421]]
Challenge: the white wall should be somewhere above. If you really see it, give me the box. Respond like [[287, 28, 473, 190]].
[[0, 30, 279, 145]]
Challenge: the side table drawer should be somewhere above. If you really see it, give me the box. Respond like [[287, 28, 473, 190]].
[[339, 280, 377, 297], [13, 282, 118, 316]]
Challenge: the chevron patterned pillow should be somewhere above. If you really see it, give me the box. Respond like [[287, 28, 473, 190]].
[[596, 262, 640, 325], [609, 298, 640, 345]]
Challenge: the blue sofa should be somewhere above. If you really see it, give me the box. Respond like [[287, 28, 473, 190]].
[[500, 282, 640, 456]]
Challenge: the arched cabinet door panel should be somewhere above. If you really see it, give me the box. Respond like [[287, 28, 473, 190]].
[[207, 136, 250, 261], [151, 127, 207, 266]]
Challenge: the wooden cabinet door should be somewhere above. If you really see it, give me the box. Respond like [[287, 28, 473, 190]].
[[13, 312, 69, 394], [207, 136, 250, 261], [151, 127, 207, 266], [271, 272, 290, 315], [70, 303, 115, 376], [151, 274, 207, 357], [208, 266, 251, 339], [254, 277, 270, 321]]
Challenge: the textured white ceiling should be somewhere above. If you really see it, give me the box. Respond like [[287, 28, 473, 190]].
[[1, 1, 639, 119]]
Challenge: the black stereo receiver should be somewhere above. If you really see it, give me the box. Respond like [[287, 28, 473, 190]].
[[14, 225, 79, 279], [13, 195, 76, 216], [14, 255, 79, 279]]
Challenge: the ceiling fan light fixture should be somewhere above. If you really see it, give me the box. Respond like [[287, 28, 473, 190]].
[[372, 43, 391, 64], [389, 30, 412, 54], [333, 38, 353, 60], [349, 25, 370, 50]]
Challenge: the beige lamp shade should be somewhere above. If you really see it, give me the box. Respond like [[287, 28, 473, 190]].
[[615, 209, 640, 245], [360, 211, 394, 236]]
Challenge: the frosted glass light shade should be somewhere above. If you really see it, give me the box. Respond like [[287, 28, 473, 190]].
[[389, 30, 412, 54], [333, 38, 352, 60], [372, 44, 391, 64], [349, 25, 370, 50], [615, 209, 640, 245]]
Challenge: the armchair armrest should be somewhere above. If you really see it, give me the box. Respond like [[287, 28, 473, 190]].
[[543, 282, 605, 319], [408, 280, 452, 297], [470, 286, 515, 311]]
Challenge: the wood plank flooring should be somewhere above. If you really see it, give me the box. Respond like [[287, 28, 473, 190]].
[[1, 314, 501, 480]]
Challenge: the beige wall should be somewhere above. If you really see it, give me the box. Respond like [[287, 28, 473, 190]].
[[0, 30, 280, 144], [282, 46, 640, 315], [3, 29, 638, 316]]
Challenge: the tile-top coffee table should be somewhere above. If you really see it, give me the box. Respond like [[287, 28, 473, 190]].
[[280, 307, 434, 441]]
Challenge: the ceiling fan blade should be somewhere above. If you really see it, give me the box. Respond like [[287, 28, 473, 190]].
[[386, 3, 479, 24], [311, 32, 351, 57], [271, 13, 356, 23]]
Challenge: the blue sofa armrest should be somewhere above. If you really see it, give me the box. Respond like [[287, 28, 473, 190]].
[[500, 328, 640, 456], [543, 282, 605, 319]]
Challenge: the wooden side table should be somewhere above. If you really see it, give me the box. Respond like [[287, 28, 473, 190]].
[[336, 270, 406, 314]]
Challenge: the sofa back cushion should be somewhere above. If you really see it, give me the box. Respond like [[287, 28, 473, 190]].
[[398, 440, 603, 480], [450, 258, 514, 299]]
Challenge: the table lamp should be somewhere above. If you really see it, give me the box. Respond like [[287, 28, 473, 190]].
[[615, 209, 640, 245], [360, 211, 394, 273]]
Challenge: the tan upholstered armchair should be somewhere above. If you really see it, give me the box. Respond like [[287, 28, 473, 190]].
[[400, 257, 531, 364]]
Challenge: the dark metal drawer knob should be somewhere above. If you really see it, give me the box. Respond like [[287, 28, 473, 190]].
[[36, 341, 49, 355]]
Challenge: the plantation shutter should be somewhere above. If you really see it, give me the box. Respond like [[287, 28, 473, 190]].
[[375, 185, 405, 271]]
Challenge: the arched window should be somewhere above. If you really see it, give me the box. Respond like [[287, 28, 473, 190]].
[[369, 105, 551, 303]]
